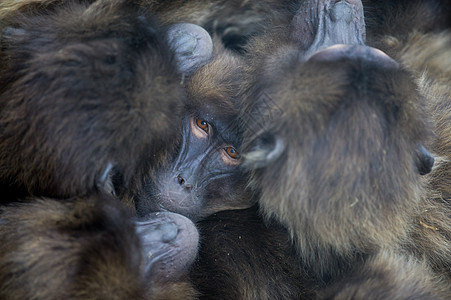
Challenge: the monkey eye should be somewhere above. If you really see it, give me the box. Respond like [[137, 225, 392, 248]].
[[196, 118, 209, 133], [224, 146, 240, 159]]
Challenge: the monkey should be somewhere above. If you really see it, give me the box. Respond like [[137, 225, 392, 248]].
[[236, 0, 450, 297], [137, 0, 451, 297], [0, 0, 254, 222], [0, 0, 301, 53], [1, 0, 450, 298], [0, 0, 216, 203], [162, 1, 449, 298], [0, 0, 263, 297], [182, 0, 449, 298], [151, 4, 451, 296], [0, 0, 182, 200], [2, 0, 449, 54], [134, 40, 255, 222], [366, 14, 451, 282], [0, 194, 200, 300], [0, 0, 217, 298]]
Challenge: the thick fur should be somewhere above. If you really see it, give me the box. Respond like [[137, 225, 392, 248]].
[[0, 195, 147, 300], [1, 0, 450, 298], [0, 0, 183, 200], [319, 249, 448, 299], [237, 2, 451, 298], [0, 1, 199, 299], [0, 195, 199, 300], [244, 44, 431, 277], [190, 206, 316, 300], [375, 30, 451, 282], [0, 0, 300, 53]]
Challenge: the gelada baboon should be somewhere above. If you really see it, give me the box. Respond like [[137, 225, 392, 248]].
[[0, 195, 199, 300], [0, 0, 212, 202], [0, 0, 214, 298], [0, 0, 254, 221], [0, 0, 300, 53], [369, 12, 451, 282], [135, 41, 255, 221], [1, 0, 450, 53], [185, 1, 450, 298], [236, 0, 447, 297]]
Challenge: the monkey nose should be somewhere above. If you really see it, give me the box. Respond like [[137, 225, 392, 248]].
[[177, 174, 193, 189]]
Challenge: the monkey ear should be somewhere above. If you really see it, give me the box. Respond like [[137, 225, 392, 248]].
[[166, 23, 213, 76], [243, 132, 285, 169], [415, 145, 435, 175]]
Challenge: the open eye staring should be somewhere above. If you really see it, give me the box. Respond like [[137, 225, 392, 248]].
[[224, 146, 240, 159], [196, 118, 209, 133]]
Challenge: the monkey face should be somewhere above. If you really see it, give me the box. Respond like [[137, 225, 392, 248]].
[[135, 42, 253, 221], [136, 113, 253, 221]]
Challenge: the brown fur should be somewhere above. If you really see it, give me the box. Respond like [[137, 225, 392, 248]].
[[319, 249, 448, 299], [237, 2, 451, 297], [0, 1, 200, 299], [244, 42, 431, 277], [373, 30, 451, 282], [185, 3, 451, 297], [190, 206, 316, 300], [0, 0, 183, 200], [0, 196, 147, 300], [1, 0, 446, 297], [0, 0, 299, 53], [0, 195, 199, 300]]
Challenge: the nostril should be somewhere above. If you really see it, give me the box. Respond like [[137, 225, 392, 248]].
[[177, 175, 185, 185], [177, 174, 193, 189]]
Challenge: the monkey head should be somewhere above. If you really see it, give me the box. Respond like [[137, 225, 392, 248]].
[[0, 0, 213, 201], [241, 0, 435, 278], [135, 44, 254, 221]]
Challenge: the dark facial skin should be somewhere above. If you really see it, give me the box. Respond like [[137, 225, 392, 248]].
[[136, 211, 199, 283], [291, 0, 366, 58], [137, 113, 251, 221], [135, 47, 253, 221]]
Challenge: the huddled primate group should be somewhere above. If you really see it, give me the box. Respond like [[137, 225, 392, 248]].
[[0, 1, 209, 299], [190, 1, 451, 298], [0, 0, 450, 299], [239, 0, 445, 298]]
